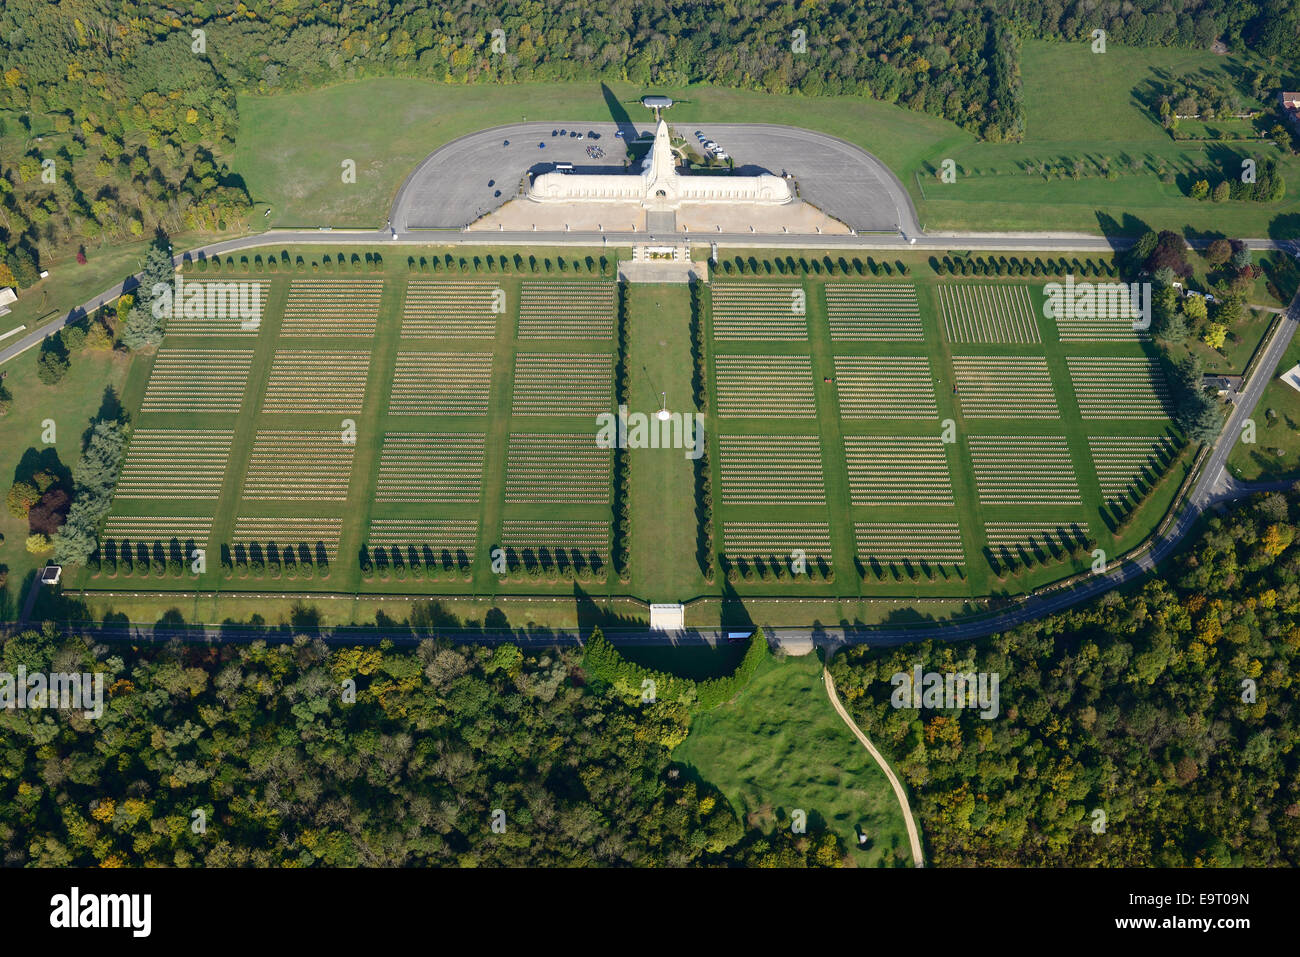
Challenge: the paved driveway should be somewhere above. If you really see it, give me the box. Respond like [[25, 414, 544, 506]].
[[389, 121, 918, 233]]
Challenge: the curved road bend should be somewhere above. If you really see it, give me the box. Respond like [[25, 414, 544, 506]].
[[823, 665, 925, 867]]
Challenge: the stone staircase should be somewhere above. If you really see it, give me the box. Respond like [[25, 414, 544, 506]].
[[619, 243, 708, 283]]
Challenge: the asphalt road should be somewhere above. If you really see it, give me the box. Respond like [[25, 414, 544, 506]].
[[387, 121, 920, 233], [2, 228, 1292, 369]]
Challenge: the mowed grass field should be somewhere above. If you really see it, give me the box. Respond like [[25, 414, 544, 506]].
[[0, 346, 130, 617], [674, 653, 911, 867], [233, 48, 1298, 239], [235, 79, 955, 230], [64, 249, 1191, 624], [624, 285, 703, 599], [916, 40, 1300, 236], [1229, 335, 1300, 481]]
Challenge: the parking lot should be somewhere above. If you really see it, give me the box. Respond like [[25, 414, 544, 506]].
[[389, 121, 916, 233]]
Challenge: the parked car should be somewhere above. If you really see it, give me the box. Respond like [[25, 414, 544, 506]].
[[614, 130, 625, 138], [551, 129, 558, 136]]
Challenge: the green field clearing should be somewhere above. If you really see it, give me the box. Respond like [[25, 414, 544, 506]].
[[625, 285, 702, 600], [13, 250, 1193, 627], [919, 41, 1300, 235], [232, 59, 1297, 238], [1020, 43, 1259, 144], [674, 652, 911, 866], [235, 79, 955, 230], [1228, 335, 1300, 482], [0, 346, 130, 617]]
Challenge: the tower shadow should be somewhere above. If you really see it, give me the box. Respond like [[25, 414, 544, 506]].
[[601, 83, 639, 141]]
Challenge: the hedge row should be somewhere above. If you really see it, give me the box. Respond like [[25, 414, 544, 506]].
[[410, 252, 611, 276], [986, 536, 1099, 578], [612, 282, 631, 583], [717, 254, 909, 277], [689, 282, 715, 585], [191, 250, 614, 276], [196, 250, 384, 273], [858, 560, 965, 583], [932, 254, 1117, 278], [722, 555, 834, 583]]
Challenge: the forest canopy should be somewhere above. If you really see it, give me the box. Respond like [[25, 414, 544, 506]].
[[831, 490, 1300, 867]]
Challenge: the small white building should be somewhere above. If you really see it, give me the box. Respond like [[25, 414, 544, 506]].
[[649, 603, 685, 632]]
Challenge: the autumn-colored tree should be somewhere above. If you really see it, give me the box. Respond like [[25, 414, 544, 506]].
[[1205, 238, 1233, 266], [1201, 322, 1227, 349], [1261, 523, 1293, 557]]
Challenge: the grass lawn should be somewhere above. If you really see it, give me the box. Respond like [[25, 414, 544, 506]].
[[235, 79, 955, 230], [232, 53, 1298, 239], [0, 235, 200, 341], [0, 344, 130, 618], [1228, 335, 1300, 481], [674, 651, 912, 866], [1019, 42, 1257, 144], [625, 284, 704, 601], [920, 41, 1300, 236]]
